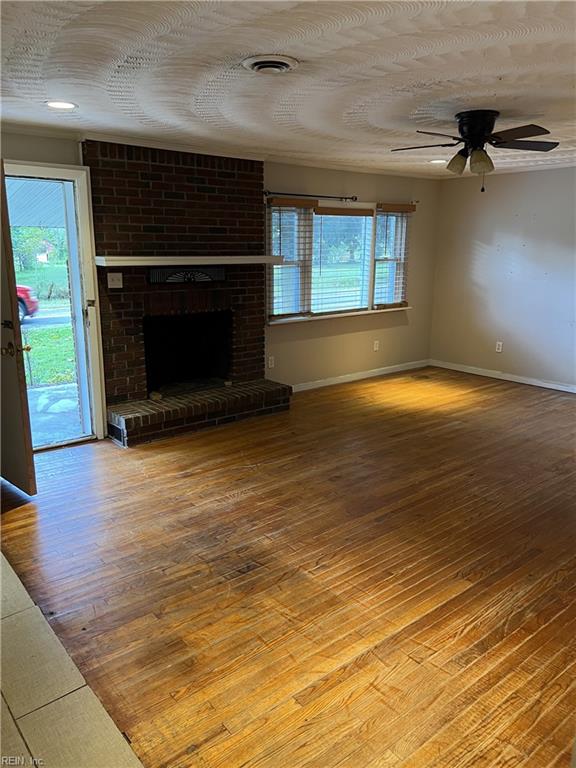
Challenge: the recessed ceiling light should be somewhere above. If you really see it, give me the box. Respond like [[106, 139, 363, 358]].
[[45, 100, 78, 110], [429, 159, 447, 164], [241, 55, 299, 74]]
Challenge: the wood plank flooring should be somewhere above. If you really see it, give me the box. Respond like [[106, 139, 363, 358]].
[[2, 368, 575, 768]]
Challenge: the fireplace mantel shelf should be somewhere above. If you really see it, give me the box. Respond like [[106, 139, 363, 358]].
[[95, 255, 283, 267]]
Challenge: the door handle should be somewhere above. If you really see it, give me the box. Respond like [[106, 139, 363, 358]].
[[1, 342, 32, 357], [83, 299, 96, 323]]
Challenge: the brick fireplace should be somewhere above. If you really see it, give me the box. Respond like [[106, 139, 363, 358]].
[[96, 263, 269, 404], [83, 140, 291, 445]]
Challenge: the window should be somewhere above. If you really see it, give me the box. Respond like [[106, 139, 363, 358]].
[[268, 199, 411, 320]]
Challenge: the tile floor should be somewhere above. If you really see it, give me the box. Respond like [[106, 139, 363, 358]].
[[1, 553, 143, 768]]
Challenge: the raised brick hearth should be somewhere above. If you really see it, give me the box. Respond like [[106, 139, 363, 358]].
[[84, 140, 291, 443], [107, 380, 291, 447]]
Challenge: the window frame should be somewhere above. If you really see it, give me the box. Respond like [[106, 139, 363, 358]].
[[267, 200, 411, 323]]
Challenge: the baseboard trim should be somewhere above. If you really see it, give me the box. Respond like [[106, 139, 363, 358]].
[[292, 361, 429, 392], [291, 358, 576, 394], [428, 360, 576, 394]]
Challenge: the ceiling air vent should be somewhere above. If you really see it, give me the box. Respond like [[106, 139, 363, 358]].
[[241, 55, 299, 74]]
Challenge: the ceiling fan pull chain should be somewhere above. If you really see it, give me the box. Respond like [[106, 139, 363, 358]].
[[480, 172, 486, 193]]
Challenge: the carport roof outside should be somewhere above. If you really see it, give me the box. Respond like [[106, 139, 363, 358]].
[[6, 177, 68, 228]]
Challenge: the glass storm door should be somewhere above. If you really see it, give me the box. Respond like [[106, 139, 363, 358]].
[[5, 175, 94, 448]]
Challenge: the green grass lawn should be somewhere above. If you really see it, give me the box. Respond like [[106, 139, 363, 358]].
[[20, 325, 77, 387], [15, 263, 70, 300]]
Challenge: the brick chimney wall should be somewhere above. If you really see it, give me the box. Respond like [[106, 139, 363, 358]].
[[82, 140, 264, 258]]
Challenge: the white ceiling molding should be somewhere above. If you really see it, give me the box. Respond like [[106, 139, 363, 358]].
[[1, 1, 575, 178]]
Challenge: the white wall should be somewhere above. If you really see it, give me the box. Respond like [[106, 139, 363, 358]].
[[1, 129, 81, 165], [431, 168, 576, 388], [265, 162, 439, 387]]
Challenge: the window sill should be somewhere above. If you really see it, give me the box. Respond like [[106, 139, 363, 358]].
[[267, 306, 413, 326]]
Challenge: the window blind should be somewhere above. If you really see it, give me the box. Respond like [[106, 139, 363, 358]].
[[268, 201, 411, 318], [268, 205, 313, 317], [311, 212, 373, 314], [374, 209, 410, 307]]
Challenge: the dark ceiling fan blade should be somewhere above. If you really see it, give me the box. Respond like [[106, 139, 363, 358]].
[[491, 140, 559, 152], [489, 124, 550, 142], [391, 142, 461, 152], [416, 130, 461, 140]]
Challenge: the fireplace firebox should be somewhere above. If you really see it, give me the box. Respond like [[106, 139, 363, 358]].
[[144, 311, 232, 395]]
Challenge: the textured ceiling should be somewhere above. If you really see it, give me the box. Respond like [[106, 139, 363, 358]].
[[2, 1, 575, 177]]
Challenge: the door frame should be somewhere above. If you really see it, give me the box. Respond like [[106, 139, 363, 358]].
[[4, 160, 106, 440]]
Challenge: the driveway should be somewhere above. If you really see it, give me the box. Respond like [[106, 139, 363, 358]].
[[24, 314, 71, 328], [26, 383, 86, 447]]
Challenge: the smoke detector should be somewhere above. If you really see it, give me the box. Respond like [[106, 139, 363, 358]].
[[241, 55, 299, 74]]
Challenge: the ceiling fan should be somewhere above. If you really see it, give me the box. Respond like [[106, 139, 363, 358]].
[[391, 110, 559, 176]]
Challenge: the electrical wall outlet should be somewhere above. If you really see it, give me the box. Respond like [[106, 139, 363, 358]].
[[268, 355, 275, 369], [373, 340, 380, 352], [495, 341, 503, 353], [107, 272, 123, 289]]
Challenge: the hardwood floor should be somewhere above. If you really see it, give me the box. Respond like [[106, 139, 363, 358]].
[[2, 367, 575, 768]]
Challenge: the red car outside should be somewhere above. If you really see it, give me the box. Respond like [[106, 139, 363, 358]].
[[17, 285, 39, 322]]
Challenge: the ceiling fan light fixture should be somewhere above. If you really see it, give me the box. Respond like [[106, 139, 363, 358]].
[[446, 148, 468, 175], [391, 112, 557, 179], [469, 148, 495, 175]]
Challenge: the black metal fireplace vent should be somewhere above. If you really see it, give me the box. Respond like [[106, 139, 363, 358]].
[[148, 266, 225, 284]]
